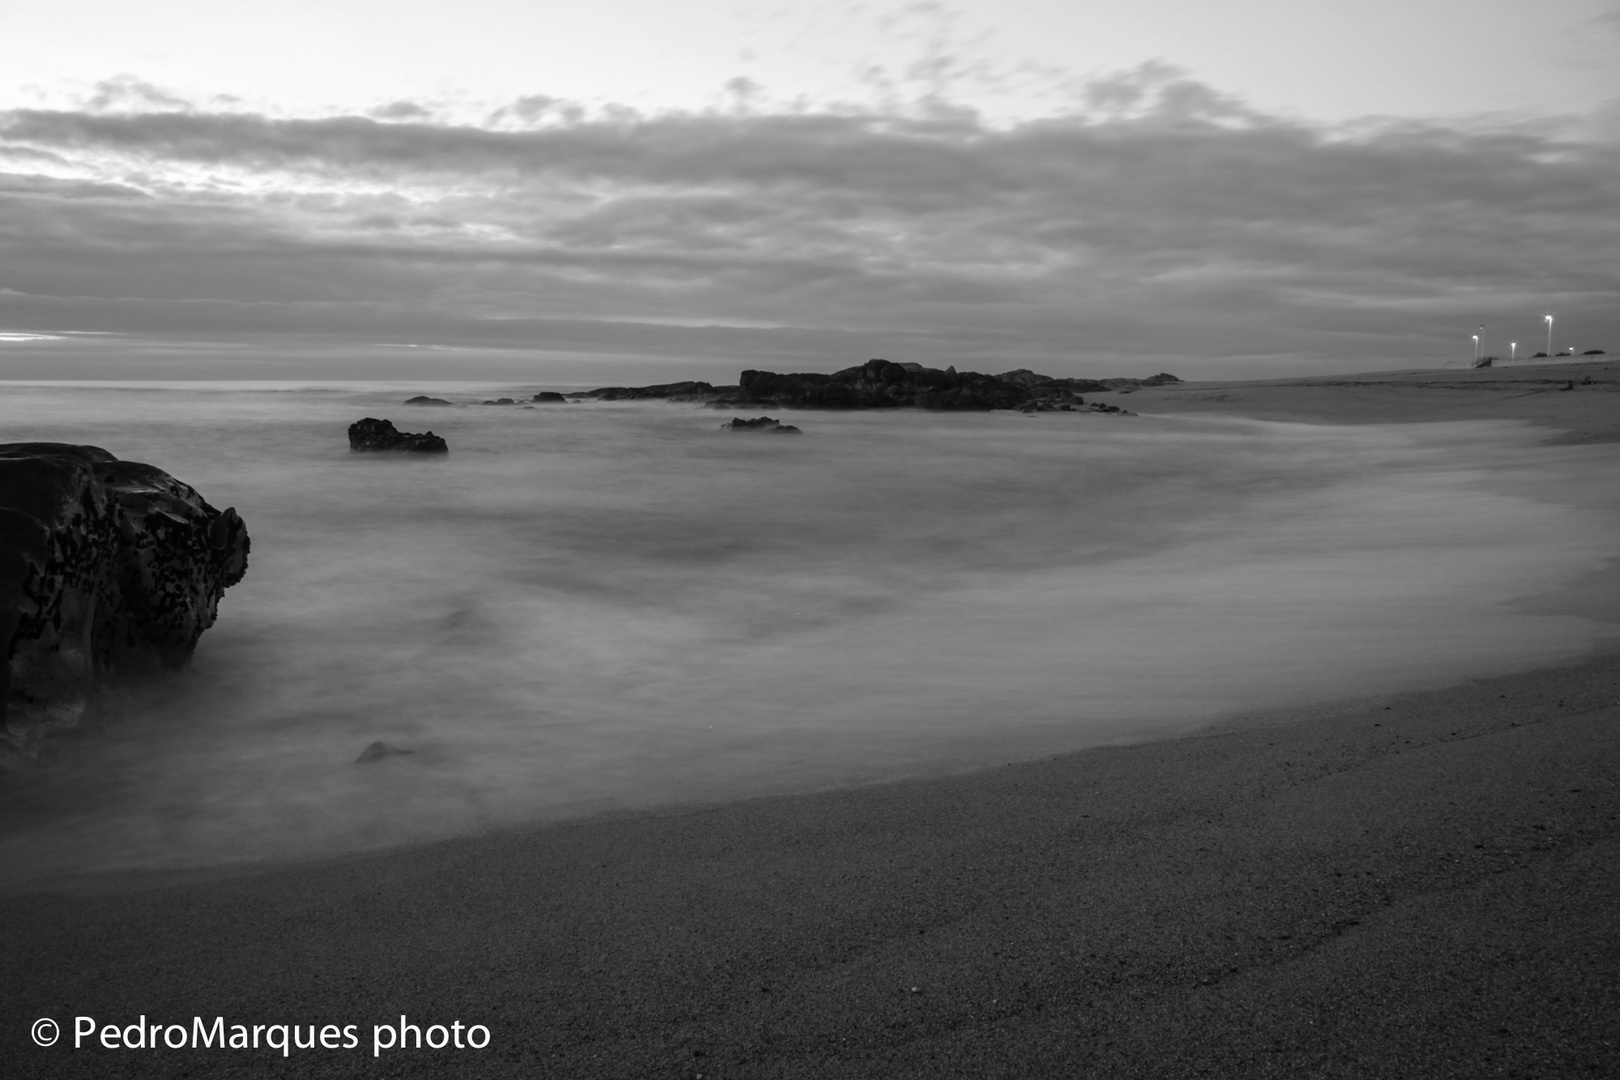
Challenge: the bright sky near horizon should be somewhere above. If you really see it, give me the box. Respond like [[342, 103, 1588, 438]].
[[3, 0, 1619, 379], [7, 0, 1617, 122]]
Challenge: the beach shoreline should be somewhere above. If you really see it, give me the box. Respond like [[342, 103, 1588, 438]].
[[3, 362, 1617, 1077]]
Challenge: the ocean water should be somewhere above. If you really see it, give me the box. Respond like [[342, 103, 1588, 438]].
[[1, 381, 1617, 885]]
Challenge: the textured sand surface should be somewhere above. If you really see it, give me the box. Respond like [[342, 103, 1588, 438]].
[[4, 361, 1617, 1078]]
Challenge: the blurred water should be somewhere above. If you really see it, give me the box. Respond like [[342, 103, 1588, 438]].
[[1, 382, 1617, 884]]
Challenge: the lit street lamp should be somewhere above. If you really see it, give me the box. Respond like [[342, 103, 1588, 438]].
[[1472, 332, 1480, 363], [1510, 341, 1517, 361], [1545, 314, 1554, 357]]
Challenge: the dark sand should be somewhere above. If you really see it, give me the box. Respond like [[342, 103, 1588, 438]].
[[5, 362, 1619, 1078]]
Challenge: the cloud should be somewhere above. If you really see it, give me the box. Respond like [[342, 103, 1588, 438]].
[[2, 72, 1618, 375], [369, 100, 435, 123], [83, 75, 194, 115]]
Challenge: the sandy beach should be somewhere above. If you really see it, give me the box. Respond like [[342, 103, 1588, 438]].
[[4, 362, 1618, 1078]]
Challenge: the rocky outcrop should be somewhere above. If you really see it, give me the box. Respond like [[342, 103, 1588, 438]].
[[564, 365, 1179, 412], [0, 443, 250, 764], [576, 381, 734, 403], [730, 361, 1020, 410], [531, 392, 569, 403], [481, 398, 517, 406], [403, 395, 453, 406], [347, 418, 449, 454], [728, 362, 1178, 411], [723, 416, 803, 433]]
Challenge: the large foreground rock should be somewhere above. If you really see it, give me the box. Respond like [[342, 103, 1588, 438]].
[[0, 443, 250, 764], [348, 418, 449, 453]]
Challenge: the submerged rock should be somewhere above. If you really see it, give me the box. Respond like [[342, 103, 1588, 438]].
[[531, 392, 568, 403], [724, 416, 803, 433], [347, 418, 449, 454], [403, 395, 453, 406], [0, 443, 250, 764], [356, 740, 413, 764]]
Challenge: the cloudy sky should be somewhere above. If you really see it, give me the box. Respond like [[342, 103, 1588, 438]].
[[3, 0, 1618, 381]]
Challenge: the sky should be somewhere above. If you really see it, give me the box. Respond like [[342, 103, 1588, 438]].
[[2, 0, 1619, 381]]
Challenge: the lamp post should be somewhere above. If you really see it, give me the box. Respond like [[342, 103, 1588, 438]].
[[1545, 314, 1554, 357], [1472, 331, 1480, 364], [1511, 341, 1517, 361]]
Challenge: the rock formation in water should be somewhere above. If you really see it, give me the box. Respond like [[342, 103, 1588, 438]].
[[0, 443, 250, 764], [730, 362, 1179, 411], [403, 395, 453, 406], [531, 392, 569, 403], [347, 418, 449, 453], [572, 363, 1179, 412], [356, 740, 413, 764], [575, 381, 732, 403], [723, 416, 803, 433]]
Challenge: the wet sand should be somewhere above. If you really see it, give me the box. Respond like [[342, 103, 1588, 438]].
[[4, 361, 1618, 1078]]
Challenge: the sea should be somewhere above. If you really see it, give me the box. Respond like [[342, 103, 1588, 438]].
[[2, 380, 1617, 886]]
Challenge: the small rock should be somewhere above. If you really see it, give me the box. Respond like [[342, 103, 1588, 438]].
[[348, 418, 449, 453], [723, 416, 802, 433], [356, 741, 413, 764], [403, 395, 453, 406]]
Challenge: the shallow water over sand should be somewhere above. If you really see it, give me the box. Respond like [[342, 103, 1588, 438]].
[[1, 383, 1617, 883]]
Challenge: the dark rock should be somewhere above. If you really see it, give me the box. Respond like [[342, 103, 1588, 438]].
[[571, 365, 1177, 414], [578, 381, 724, 402], [347, 418, 448, 454], [480, 398, 516, 406], [356, 740, 413, 764], [997, 369, 1056, 390], [403, 395, 453, 406], [723, 417, 803, 433], [0, 443, 250, 764], [531, 392, 568, 403], [729, 361, 1173, 412]]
